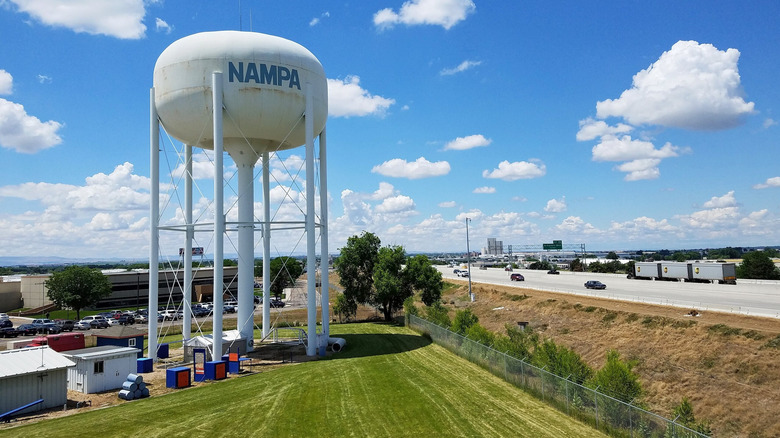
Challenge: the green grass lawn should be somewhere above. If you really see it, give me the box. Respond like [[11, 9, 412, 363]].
[[6, 323, 606, 437]]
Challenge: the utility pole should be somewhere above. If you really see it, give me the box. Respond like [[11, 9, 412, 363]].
[[466, 218, 474, 302]]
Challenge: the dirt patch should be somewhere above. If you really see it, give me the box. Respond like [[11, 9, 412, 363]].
[[439, 279, 780, 437]]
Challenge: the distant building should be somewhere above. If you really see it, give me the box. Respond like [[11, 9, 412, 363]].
[[483, 238, 503, 256], [17, 267, 239, 311]]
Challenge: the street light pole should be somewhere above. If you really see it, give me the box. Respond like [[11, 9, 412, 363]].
[[466, 218, 474, 302]]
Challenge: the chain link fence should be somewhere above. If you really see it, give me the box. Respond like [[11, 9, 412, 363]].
[[408, 314, 708, 438]]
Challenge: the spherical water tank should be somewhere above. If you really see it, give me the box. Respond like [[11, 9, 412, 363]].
[[153, 31, 327, 153]]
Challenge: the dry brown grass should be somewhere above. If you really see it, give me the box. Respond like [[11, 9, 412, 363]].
[[440, 279, 780, 438]]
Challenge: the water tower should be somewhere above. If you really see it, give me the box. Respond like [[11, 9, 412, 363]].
[[149, 31, 329, 358]]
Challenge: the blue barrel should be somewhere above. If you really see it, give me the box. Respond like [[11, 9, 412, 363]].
[[138, 382, 146, 391], [118, 389, 134, 400], [142, 387, 150, 397], [127, 373, 143, 384], [122, 381, 138, 392]]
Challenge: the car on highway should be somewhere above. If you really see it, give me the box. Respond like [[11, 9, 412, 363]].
[[584, 280, 607, 290], [547, 270, 560, 275], [269, 299, 286, 308], [73, 320, 91, 330], [0, 327, 20, 338], [16, 324, 39, 336], [453, 268, 461, 274], [510, 273, 525, 281]]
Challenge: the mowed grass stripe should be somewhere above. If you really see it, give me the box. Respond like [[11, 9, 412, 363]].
[[7, 323, 606, 438]]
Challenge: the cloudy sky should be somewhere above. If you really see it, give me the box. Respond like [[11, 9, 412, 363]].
[[1, 0, 779, 261]]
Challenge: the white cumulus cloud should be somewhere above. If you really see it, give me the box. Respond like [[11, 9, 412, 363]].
[[0, 98, 63, 153], [374, 0, 475, 30], [482, 160, 546, 181], [544, 197, 567, 213], [327, 76, 395, 118], [371, 157, 450, 179], [443, 134, 491, 151], [753, 177, 780, 189], [702, 191, 737, 209], [440, 60, 482, 76], [576, 119, 633, 142], [8, 0, 147, 39], [0, 70, 12, 95], [596, 40, 755, 130], [155, 17, 173, 34], [473, 186, 495, 194]]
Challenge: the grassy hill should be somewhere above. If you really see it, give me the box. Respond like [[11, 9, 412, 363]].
[[5, 323, 605, 437]]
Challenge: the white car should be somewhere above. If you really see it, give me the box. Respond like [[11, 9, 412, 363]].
[[0, 313, 9, 320], [74, 321, 91, 330], [106, 318, 120, 326], [458, 271, 470, 277]]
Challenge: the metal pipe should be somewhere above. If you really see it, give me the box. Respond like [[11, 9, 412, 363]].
[[319, 128, 329, 338], [212, 72, 224, 358], [262, 152, 271, 339], [148, 88, 159, 361], [237, 156, 254, 349], [183, 144, 193, 340], [305, 82, 317, 356]]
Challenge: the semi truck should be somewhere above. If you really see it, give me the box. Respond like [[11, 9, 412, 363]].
[[632, 262, 736, 284]]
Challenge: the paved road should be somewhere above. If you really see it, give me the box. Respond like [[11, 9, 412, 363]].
[[438, 266, 780, 319]]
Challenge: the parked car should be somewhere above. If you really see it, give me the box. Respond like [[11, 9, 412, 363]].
[[0, 313, 10, 320], [117, 315, 135, 325], [134, 314, 148, 324], [584, 280, 607, 290], [54, 319, 75, 332], [192, 307, 209, 317], [81, 315, 108, 324], [86, 319, 109, 329], [547, 270, 560, 275], [0, 319, 12, 328], [0, 327, 20, 338], [16, 324, 39, 336], [73, 321, 91, 330], [32, 320, 62, 334], [510, 273, 525, 281], [160, 310, 179, 321], [223, 304, 236, 313]]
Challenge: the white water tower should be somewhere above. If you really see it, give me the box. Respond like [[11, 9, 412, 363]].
[[149, 31, 329, 358]]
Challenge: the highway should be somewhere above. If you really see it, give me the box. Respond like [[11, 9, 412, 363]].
[[437, 266, 780, 319]]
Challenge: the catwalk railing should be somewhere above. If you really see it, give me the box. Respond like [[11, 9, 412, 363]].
[[407, 314, 708, 438]]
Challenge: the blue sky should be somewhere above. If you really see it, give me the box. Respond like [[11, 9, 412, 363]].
[[1, 0, 779, 260]]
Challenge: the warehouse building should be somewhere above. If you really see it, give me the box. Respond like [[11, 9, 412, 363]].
[[14, 266, 239, 311]]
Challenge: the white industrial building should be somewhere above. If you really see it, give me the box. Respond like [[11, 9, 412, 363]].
[[61, 346, 140, 394], [0, 346, 75, 416]]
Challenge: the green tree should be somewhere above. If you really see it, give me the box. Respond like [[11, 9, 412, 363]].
[[465, 323, 495, 346], [569, 257, 584, 272], [588, 350, 642, 403], [335, 232, 381, 305], [737, 251, 780, 280], [404, 254, 443, 306], [253, 259, 263, 279], [451, 308, 479, 335], [373, 245, 412, 321], [606, 251, 619, 260], [333, 292, 357, 323], [269, 257, 303, 300], [45, 266, 112, 320]]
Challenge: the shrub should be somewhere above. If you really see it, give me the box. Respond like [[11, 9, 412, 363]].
[[424, 302, 451, 328], [588, 350, 642, 403], [451, 309, 479, 335]]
